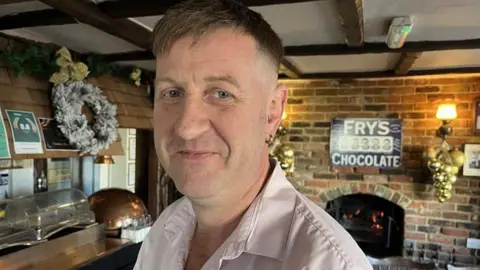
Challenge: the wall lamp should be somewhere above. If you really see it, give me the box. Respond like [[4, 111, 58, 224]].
[[424, 103, 465, 203]]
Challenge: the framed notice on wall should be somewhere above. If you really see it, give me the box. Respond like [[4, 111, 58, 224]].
[[329, 118, 403, 168], [38, 118, 78, 151], [463, 143, 480, 177], [128, 163, 135, 186], [474, 97, 480, 136], [0, 108, 11, 159], [6, 110, 43, 154]]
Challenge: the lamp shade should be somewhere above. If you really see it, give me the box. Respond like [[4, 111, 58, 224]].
[[436, 104, 457, 121], [94, 155, 115, 164]]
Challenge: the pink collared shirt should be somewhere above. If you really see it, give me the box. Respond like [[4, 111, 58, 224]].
[[134, 162, 373, 270]]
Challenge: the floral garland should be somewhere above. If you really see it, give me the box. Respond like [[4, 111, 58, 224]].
[[50, 48, 118, 155], [0, 39, 147, 87]]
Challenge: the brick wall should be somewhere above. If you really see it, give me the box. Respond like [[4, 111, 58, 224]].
[[280, 76, 480, 267]]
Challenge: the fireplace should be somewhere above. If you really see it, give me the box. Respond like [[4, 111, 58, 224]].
[[326, 194, 404, 258]]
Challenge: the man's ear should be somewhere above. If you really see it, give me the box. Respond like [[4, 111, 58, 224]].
[[267, 83, 287, 135]]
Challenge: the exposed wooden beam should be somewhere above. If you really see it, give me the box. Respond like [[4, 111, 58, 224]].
[[102, 50, 154, 62], [288, 66, 480, 79], [284, 39, 480, 56], [104, 50, 304, 78], [0, 0, 34, 4], [394, 52, 422, 75], [280, 58, 302, 79], [0, 9, 74, 30], [96, 38, 480, 63], [297, 71, 393, 79], [39, 0, 151, 49], [100, 0, 318, 18], [335, 0, 363, 47], [0, 0, 317, 30]]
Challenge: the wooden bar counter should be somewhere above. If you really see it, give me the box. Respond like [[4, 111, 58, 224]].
[[0, 224, 140, 270]]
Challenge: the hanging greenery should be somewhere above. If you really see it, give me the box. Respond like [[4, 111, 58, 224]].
[[0, 39, 147, 86], [0, 41, 57, 79]]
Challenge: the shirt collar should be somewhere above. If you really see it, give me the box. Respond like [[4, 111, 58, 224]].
[[163, 160, 297, 261], [243, 160, 297, 261], [164, 198, 195, 245]]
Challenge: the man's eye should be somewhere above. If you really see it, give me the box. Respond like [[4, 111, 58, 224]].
[[212, 90, 232, 99], [162, 89, 183, 98]]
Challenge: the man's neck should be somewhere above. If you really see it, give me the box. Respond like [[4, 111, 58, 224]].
[[188, 157, 273, 258]]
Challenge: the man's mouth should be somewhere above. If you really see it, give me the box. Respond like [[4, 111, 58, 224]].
[[176, 150, 216, 160]]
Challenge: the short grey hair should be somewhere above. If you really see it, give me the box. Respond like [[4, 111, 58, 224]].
[[152, 0, 284, 71]]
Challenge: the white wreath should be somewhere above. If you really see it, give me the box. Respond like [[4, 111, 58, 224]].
[[52, 81, 118, 155]]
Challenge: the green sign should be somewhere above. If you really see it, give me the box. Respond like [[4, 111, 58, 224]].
[[0, 109, 11, 159], [6, 110, 43, 154]]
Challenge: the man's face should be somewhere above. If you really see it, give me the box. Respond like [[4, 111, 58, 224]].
[[154, 28, 285, 200]]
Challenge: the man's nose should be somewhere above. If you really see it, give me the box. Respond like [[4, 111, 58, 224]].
[[174, 97, 210, 141]]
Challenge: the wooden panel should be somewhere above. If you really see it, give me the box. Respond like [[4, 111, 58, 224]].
[[117, 116, 153, 130], [0, 102, 52, 118], [0, 109, 124, 160], [28, 89, 51, 106], [0, 68, 10, 84], [123, 104, 153, 118], [0, 85, 35, 104], [135, 130, 160, 220], [7, 70, 50, 90], [112, 92, 149, 107], [102, 88, 151, 109]]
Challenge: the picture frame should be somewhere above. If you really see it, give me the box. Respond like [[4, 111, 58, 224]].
[[473, 97, 480, 136], [128, 138, 136, 160], [463, 143, 480, 177], [128, 163, 136, 186]]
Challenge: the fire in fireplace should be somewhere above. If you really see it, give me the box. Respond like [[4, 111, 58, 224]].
[[326, 194, 404, 258]]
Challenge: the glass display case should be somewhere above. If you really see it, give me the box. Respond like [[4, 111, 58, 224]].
[[0, 188, 96, 251]]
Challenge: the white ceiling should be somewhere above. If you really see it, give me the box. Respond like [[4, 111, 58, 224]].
[[412, 49, 480, 71], [288, 53, 399, 73], [1, 0, 480, 75], [364, 0, 480, 42], [3, 24, 142, 53]]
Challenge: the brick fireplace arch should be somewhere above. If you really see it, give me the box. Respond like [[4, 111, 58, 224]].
[[314, 183, 414, 210], [320, 183, 410, 258]]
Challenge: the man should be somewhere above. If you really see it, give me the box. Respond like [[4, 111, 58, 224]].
[[134, 0, 372, 269]]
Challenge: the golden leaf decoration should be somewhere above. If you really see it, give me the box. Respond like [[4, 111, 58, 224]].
[[60, 66, 70, 76], [130, 68, 141, 79], [71, 62, 90, 81], [130, 68, 142, 87], [50, 47, 90, 85], [56, 56, 72, 68], [49, 72, 69, 85], [56, 47, 72, 63]]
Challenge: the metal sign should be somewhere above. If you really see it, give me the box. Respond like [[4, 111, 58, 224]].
[[329, 118, 403, 168]]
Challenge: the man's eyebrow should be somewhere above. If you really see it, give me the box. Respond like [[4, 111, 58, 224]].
[[155, 76, 177, 86], [204, 75, 240, 88]]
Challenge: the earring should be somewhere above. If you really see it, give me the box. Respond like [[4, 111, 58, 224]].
[[265, 134, 273, 144]]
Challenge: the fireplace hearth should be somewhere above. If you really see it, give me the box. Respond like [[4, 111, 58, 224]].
[[326, 194, 405, 258]]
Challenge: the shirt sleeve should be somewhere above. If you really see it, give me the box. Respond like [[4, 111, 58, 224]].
[[133, 237, 149, 270]]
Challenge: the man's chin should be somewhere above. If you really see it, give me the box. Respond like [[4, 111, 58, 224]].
[[173, 174, 222, 199]]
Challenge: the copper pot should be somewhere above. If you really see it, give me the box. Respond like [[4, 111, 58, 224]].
[[88, 188, 151, 231]]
